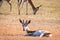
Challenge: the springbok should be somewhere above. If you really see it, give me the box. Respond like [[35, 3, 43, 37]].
[[18, 0, 41, 15], [19, 19, 52, 37], [0, 0, 12, 11]]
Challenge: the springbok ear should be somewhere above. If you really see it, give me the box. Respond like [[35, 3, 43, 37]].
[[19, 19, 24, 24], [27, 20, 31, 24]]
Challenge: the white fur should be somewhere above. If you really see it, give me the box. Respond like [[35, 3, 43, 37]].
[[24, 26, 30, 31]]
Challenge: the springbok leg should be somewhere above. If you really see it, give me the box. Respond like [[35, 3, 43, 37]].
[[20, 0, 28, 15], [26, 0, 28, 15], [8, 2, 11, 11], [18, 0, 22, 15], [0, 0, 3, 7], [6, 0, 12, 11]]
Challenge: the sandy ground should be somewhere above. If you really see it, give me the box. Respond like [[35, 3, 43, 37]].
[[0, 15, 60, 40]]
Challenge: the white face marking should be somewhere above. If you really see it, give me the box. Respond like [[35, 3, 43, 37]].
[[23, 26, 30, 31]]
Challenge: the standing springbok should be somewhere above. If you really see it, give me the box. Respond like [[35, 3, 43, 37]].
[[19, 19, 52, 37], [0, 0, 12, 11], [18, 0, 41, 15]]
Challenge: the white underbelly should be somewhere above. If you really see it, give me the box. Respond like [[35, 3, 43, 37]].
[[33, 30, 45, 36]]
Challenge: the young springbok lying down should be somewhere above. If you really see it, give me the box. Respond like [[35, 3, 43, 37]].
[[19, 19, 52, 37]]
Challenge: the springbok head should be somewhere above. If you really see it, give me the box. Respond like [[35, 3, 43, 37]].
[[19, 19, 31, 31]]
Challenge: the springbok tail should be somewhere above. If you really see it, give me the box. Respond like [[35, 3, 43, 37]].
[[43, 33, 52, 37], [49, 34, 52, 37]]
